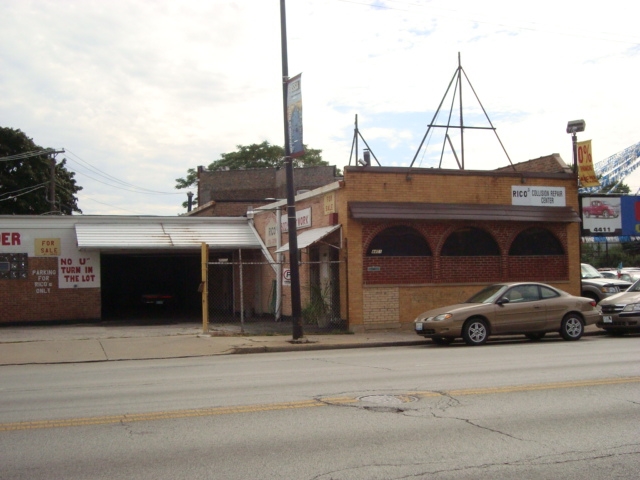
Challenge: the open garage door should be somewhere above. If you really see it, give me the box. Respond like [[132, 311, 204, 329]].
[[100, 253, 208, 322]]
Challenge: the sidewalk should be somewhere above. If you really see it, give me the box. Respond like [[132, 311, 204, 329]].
[[0, 321, 603, 366]]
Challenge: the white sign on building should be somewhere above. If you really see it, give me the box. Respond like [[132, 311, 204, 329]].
[[280, 207, 312, 233], [511, 186, 566, 207]]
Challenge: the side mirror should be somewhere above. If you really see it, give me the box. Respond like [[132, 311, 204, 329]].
[[497, 297, 510, 306]]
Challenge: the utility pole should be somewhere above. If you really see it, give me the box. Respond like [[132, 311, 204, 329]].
[[49, 156, 57, 212], [280, 0, 303, 340]]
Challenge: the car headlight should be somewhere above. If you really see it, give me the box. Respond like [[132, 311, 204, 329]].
[[433, 313, 453, 322], [600, 286, 618, 294], [622, 303, 640, 312]]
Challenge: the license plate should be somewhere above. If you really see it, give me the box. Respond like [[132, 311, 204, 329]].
[[603, 315, 612, 323], [415, 322, 423, 331]]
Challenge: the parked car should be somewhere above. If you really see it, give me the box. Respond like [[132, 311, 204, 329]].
[[599, 270, 618, 279], [596, 280, 640, 335], [141, 293, 175, 306], [580, 263, 631, 303], [583, 200, 619, 218], [598, 270, 640, 283], [599, 269, 640, 283], [413, 282, 599, 346]]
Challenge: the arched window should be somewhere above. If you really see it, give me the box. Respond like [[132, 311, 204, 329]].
[[441, 227, 500, 256], [509, 227, 564, 255], [366, 226, 431, 256]]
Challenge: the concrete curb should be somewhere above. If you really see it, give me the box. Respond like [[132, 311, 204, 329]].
[[233, 340, 427, 354]]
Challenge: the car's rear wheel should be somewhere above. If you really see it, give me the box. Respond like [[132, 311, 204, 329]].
[[431, 336, 454, 345], [462, 318, 488, 346], [560, 314, 584, 340], [525, 332, 546, 341]]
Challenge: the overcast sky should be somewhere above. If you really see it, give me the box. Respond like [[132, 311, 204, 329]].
[[1, 0, 639, 215]]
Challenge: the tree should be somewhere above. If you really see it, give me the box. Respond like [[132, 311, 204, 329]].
[[175, 141, 336, 208], [0, 127, 82, 214], [598, 181, 631, 195], [592, 173, 631, 194]]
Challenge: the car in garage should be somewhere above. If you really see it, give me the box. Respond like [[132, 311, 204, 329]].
[[141, 293, 175, 306], [414, 282, 600, 346], [596, 280, 640, 335]]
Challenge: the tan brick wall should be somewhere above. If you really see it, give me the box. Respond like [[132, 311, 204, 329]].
[[362, 287, 400, 329], [343, 166, 581, 332]]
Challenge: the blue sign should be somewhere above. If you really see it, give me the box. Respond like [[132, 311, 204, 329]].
[[621, 196, 640, 236]]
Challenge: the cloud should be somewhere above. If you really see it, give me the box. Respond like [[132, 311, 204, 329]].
[[1, 0, 639, 214]]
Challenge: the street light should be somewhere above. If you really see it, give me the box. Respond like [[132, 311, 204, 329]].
[[566, 119, 586, 174]]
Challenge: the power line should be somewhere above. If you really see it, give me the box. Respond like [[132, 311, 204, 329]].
[[64, 149, 182, 195], [0, 148, 64, 162], [0, 182, 49, 198], [0, 184, 46, 202]]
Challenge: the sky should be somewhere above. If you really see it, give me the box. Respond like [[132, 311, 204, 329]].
[[1, 0, 639, 216]]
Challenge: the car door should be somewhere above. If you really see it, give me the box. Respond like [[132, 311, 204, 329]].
[[493, 284, 546, 334], [539, 285, 569, 329]]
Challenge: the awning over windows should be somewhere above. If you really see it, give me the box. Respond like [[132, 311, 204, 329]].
[[75, 218, 261, 250], [275, 225, 341, 253], [349, 202, 581, 223]]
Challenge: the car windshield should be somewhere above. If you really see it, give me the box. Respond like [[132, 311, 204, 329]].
[[581, 264, 603, 279], [465, 285, 507, 304], [626, 279, 640, 292]]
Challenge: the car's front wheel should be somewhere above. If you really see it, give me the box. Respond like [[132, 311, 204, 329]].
[[560, 314, 584, 340], [462, 318, 488, 346]]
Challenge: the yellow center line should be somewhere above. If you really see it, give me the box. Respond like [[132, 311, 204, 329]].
[[439, 376, 640, 397], [1, 377, 638, 432]]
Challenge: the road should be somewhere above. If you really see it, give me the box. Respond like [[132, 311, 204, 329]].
[[1, 335, 639, 479]]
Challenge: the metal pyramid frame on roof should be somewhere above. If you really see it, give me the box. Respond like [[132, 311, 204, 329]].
[[410, 53, 514, 170]]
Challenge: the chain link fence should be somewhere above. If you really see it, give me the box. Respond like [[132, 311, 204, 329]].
[[206, 259, 346, 334]]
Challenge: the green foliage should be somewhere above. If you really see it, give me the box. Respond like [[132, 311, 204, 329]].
[[301, 283, 331, 326], [596, 176, 631, 194], [581, 242, 640, 268], [0, 127, 82, 215], [174, 141, 335, 209]]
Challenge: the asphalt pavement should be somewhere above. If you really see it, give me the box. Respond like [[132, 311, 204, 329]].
[[0, 319, 604, 366]]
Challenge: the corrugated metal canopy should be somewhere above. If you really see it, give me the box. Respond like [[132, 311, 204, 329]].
[[276, 225, 342, 253], [75, 219, 261, 250], [349, 202, 581, 223]]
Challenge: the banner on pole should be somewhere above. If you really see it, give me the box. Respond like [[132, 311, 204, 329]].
[[577, 140, 599, 187], [286, 74, 304, 158]]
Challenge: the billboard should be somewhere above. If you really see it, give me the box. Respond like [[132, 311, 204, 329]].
[[581, 195, 640, 237]]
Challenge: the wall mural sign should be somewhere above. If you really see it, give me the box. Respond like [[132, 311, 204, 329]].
[[0, 228, 100, 288], [58, 255, 99, 288]]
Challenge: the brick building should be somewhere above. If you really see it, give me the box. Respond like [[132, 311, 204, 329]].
[[192, 165, 341, 217], [251, 154, 582, 332], [1, 155, 582, 333]]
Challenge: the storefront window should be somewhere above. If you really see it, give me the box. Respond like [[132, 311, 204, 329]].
[[366, 226, 431, 256], [441, 227, 499, 256], [509, 227, 564, 255]]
